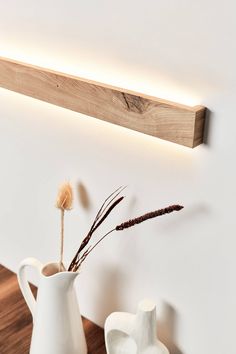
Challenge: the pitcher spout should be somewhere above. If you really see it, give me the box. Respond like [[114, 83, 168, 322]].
[[41, 262, 79, 289]]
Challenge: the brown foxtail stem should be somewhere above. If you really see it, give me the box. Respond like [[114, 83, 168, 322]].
[[73, 204, 184, 270]]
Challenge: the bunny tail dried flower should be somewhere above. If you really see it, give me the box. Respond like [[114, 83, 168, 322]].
[[56, 182, 73, 210], [56, 182, 73, 271]]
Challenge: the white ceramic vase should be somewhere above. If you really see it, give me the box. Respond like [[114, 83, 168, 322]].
[[17, 257, 87, 354], [105, 299, 169, 354]]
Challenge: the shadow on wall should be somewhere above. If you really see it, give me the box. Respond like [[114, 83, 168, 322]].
[[203, 108, 212, 147], [77, 182, 92, 210], [158, 303, 184, 354], [92, 266, 129, 325], [157, 202, 211, 235]]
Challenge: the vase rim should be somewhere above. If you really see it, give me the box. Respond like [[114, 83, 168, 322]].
[[41, 261, 79, 278]]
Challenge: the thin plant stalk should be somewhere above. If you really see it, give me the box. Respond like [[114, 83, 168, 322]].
[[92, 186, 126, 229], [75, 229, 115, 271], [60, 209, 65, 272], [68, 187, 125, 271]]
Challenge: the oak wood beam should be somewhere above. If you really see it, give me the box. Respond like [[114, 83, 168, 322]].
[[0, 57, 206, 148]]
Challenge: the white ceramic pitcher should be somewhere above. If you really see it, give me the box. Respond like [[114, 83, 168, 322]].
[[17, 257, 87, 354]]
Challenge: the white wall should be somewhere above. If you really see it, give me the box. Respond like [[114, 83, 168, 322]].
[[0, 1, 235, 353]]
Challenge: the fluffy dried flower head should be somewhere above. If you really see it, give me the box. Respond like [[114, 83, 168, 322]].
[[56, 182, 73, 210]]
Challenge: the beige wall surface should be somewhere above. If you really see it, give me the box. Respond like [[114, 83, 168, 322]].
[[0, 1, 235, 354]]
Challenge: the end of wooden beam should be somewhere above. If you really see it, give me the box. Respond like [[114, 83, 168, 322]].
[[191, 106, 206, 148]]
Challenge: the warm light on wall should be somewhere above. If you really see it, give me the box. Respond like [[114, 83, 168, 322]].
[[0, 57, 206, 148], [0, 48, 201, 106]]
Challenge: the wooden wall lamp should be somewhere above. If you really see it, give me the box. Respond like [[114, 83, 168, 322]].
[[0, 57, 206, 148]]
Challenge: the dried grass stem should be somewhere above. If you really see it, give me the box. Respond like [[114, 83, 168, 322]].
[[71, 204, 184, 271], [68, 187, 125, 271], [59, 209, 65, 271]]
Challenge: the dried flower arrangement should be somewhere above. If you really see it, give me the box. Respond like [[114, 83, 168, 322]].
[[56, 184, 184, 272]]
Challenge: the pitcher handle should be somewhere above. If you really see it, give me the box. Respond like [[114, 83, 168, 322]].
[[17, 257, 42, 322]]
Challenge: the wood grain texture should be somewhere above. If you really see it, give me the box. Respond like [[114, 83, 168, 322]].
[[0, 57, 206, 148], [0, 265, 106, 354]]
